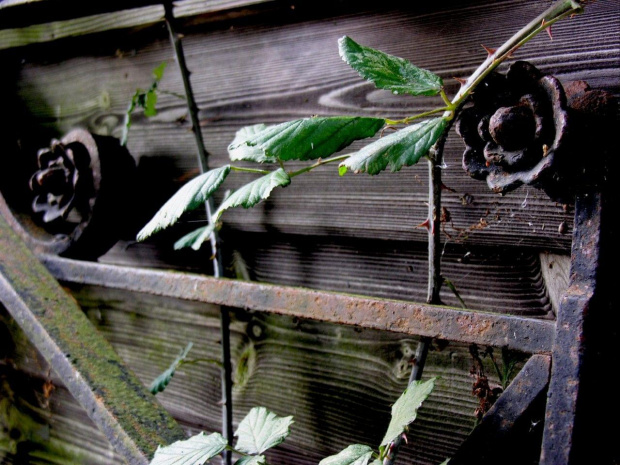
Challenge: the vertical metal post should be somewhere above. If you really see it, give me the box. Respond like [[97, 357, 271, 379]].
[[163, 3, 233, 463], [539, 190, 603, 464]]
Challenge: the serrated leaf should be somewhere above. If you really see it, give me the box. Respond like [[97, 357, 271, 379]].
[[234, 456, 266, 465], [338, 36, 442, 96], [319, 444, 373, 465], [173, 224, 216, 251], [229, 117, 384, 162], [234, 407, 294, 454], [380, 377, 436, 446], [150, 432, 227, 465], [214, 168, 290, 220], [149, 342, 193, 394], [229, 124, 277, 163], [152, 61, 167, 81], [340, 118, 447, 175], [137, 165, 231, 241]]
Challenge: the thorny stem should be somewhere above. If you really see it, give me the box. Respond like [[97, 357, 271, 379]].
[[289, 154, 351, 177], [448, 0, 583, 113], [231, 166, 272, 175], [381, 2, 582, 463], [385, 106, 451, 126], [164, 3, 233, 464]]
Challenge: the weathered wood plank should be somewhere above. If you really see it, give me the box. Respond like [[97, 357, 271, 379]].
[[63, 283, 522, 465], [3, 0, 617, 254]]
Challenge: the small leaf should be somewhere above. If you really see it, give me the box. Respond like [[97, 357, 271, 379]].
[[234, 456, 266, 465], [229, 124, 277, 163], [150, 432, 227, 465], [173, 224, 216, 251], [137, 165, 231, 241], [319, 444, 373, 465], [229, 117, 385, 162], [214, 168, 290, 221], [149, 342, 193, 394], [380, 377, 436, 446], [234, 407, 294, 454], [338, 36, 443, 96], [338, 165, 348, 176], [144, 90, 158, 117], [340, 118, 447, 175], [152, 62, 167, 81]]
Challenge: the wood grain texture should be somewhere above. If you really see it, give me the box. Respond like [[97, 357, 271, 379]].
[[3, 0, 617, 254], [61, 284, 521, 465]]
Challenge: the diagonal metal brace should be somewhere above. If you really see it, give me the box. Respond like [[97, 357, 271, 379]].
[[450, 354, 551, 464], [0, 214, 186, 464]]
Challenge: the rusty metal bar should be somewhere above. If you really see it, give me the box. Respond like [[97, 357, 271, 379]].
[[451, 354, 551, 464], [0, 215, 186, 465], [40, 254, 555, 354], [540, 191, 603, 464]]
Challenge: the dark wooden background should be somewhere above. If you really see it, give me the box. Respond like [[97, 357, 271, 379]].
[[1, 0, 618, 463]]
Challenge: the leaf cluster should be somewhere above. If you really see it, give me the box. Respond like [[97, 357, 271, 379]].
[[150, 406, 294, 465], [122, 62, 167, 146], [137, 37, 450, 250]]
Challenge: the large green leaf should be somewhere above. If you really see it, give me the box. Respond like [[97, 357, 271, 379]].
[[319, 444, 373, 465], [338, 36, 442, 96], [137, 165, 231, 241], [228, 124, 277, 163], [234, 407, 294, 454], [380, 378, 436, 446], [234, 456, 266, 465], [215, 168, 290, 219], [340, 118, 447, 175], [228, 117, 385, 162], [150, 432, 227, 465], [149, 342, 193, 394]]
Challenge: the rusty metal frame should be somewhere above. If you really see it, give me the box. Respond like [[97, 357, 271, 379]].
[[0, 215, 186, 465]]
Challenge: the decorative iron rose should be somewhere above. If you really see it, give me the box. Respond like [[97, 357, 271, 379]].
[[29, 138, 93, 223], [456, 61, 570, 200]]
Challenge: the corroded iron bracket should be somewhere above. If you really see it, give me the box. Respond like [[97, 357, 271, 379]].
[[0, 214, 186, 464], [0, 129, 136, 260], [456, 61, 616, 203]]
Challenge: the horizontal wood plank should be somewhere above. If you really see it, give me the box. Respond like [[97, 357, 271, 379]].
[[3, 0, 617, 256]]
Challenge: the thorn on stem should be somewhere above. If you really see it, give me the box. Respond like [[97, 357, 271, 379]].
[[416, 218, 433, 233], [453, 76, 467, 86], [542, 19, 553, 40], [481, 44, 497, 57]]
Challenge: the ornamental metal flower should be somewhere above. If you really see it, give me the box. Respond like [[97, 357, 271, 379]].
[[456, 61, 570, 199], [29, 138, 92, 223]]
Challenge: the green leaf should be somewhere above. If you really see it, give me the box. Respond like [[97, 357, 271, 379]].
[[319, 444, 373, 465], [234, 456, 266, 465], [150, 432, 227, 465], [228, 124, 277, 163], [380, 377, 436, 446], [149, 343, 193, 394], [228, 117, 385, 162], [144, 89, 158, 117], [173, 224, 216, 251], [338, 36, 443, 96], [340, 118, 447, 175], [152, 61, 167, 81], [214, 168, 290, 220], [234, 407, 294, 454], [370, 461, 382, 465], [439, 460, 450, 465], [137, 165, 231, 241]]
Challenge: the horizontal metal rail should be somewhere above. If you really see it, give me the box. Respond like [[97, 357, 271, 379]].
[[0, 215, 186, 465], [41, 254, 555, 354]]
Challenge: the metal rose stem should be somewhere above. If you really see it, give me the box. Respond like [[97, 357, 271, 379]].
[[163, 3, 233, 464]]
